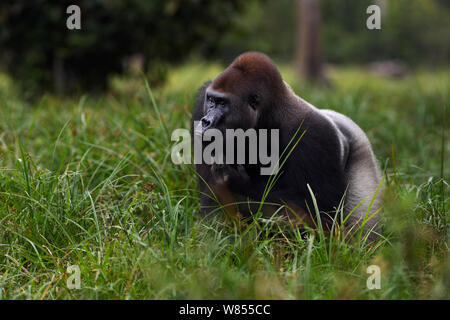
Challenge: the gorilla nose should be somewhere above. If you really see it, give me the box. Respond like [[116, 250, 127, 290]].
[[201, 117, 213, 133], [201, 117, 211, 128]]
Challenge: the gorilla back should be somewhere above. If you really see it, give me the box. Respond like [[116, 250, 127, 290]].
[[191, 52, 382, 241]]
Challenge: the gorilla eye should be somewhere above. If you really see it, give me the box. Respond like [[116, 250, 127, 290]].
[[215, 98, 225, 106], [248, 94, 259, 109]]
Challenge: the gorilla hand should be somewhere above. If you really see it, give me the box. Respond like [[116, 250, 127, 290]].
[[211, 164, 250, 186]]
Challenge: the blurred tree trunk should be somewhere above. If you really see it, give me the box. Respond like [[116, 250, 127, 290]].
[[53, 56, 66, 95], [295, 0, 327, 85]]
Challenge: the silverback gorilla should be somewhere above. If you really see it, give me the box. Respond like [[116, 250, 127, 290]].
[[191, 52, 382, 241]]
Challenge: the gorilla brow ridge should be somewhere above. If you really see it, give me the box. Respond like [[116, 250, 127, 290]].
[[231, 52, 284, 91]]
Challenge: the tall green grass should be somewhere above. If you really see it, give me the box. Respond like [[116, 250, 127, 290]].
[[0, 64, 448, 299]]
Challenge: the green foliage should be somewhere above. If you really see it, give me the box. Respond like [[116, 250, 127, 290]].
[[0, 0, 246, 94], [213, 0, 450, 65], [321, 0, 450, 64], [212, 0, 297, 62], [2, 1, 449, 96], [0, 65, 448, 299]]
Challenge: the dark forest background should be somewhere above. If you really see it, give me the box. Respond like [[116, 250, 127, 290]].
[[1, 0, 449, 95]]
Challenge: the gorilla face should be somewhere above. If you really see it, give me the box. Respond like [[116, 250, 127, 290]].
[[198, 53, 285, 137], [199, 86, 259, 135]]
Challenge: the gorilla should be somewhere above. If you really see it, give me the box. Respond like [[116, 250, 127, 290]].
[[191, 52, 382, 241]]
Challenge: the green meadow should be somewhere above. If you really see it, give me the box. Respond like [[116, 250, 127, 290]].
[[0, 64, 448, 299]]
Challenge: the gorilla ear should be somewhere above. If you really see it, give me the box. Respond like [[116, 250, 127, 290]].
[[248, 94, 259, 110]]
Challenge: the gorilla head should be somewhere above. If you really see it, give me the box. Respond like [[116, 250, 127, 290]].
[[199, 52, 286, 135]]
